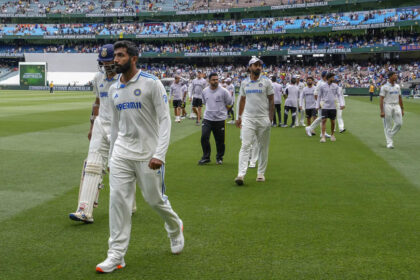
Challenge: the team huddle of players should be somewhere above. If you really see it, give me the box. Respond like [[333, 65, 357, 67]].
[[68, 42, 404, 274]]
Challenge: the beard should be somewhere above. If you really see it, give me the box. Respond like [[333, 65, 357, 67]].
[[115, 60, 131, 74], [251, 68, 261, 76]]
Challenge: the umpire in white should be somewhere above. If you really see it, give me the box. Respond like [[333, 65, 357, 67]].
[[198, 73, 233, 165]]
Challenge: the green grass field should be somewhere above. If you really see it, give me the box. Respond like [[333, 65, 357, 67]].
[[0, 90, 419, 280]]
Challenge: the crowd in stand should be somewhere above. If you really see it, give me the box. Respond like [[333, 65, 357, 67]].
[[140, 62, 420, 88], [0, 0, 339, 15], [0, 7, 419, 36], [1, 31, 418, 54]]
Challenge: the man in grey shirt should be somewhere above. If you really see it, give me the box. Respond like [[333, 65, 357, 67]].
[[198, 73, 233, 165], [316, 73, 345, 142]]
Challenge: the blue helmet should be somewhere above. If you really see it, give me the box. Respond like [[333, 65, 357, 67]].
[[98, 44, 114, 62]]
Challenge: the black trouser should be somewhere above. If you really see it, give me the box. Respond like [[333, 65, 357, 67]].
[[273, 104, 282, 125], [50, 87, 53, 93], [201, 119, 225, 161], [369, 92, 373, 101], [284, 106, 297, 126], [227, 106, 234, 120]]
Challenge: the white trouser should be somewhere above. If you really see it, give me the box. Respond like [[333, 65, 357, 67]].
[[383, 103, 402, 145], [249, 135, 259, 165], [77, 118, 110, 215], [299, 104, 305, 125], [336, 103, 344, 131], [238, 117, 271, 177], [107, 156, 182, 260], [309, 109, 323, 131], [89, 118, 111, 167]]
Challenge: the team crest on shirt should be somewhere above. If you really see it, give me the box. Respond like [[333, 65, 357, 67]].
[[134, 89, 141, 96], [101, 48, 107, 57]]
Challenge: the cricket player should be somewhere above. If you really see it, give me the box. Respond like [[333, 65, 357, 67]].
[[69, 44, 122, 223], [224, 78, 236, 124], [170, 75, 187, 123], [191, 70, 207, 125], [299, 76, 317, 128], [305, 71, 330, 138], [96, 41, 184, 273], [380, 71, 404, 149], [297, 77, 306, 126], [235, 56, 274, 185], [271, 75, 283, 127], [335, 77, 346, 133], [198, 73, 233, 165], [282, 77, 299, 128], [316, 73, 345, 143]]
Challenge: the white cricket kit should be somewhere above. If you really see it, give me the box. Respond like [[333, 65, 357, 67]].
[[108, 70, 182, 260], [238, 76, 273, 177], [297, 81, 306, 125], [170, 82, 186, 101], [308, 79, 327, 130], [191, 78, 207, 99], [75, 72, 118, 218], [300, 86, 316, 109], [380, 82, 403, 145], [272, 82, 283, 105], [335, 86, 346, 131], [284, 85, 299, 108]]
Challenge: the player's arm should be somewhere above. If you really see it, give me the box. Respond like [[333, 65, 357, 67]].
[[109, 90, 119, 165], [399, 94, 404, 117], [149, 80, 171, 169], [316, 87, 322, 110], [267, 81, 274, 123], [224, 88, 233, 110], [379, 86, 385, 118]]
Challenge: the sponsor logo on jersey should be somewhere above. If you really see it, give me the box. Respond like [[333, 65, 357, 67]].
[[114, 93, 119, 99], [99, 84, 104, 88], [134, 89, 141, 96], [163, 94, 168, 104], [115, 102, 142, 111], [100, 92, 108, 97], [245, 89, 263, 94]]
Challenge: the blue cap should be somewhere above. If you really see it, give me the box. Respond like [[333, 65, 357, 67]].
[[98, 44, 114, 62], [321, 71, 327, 77]]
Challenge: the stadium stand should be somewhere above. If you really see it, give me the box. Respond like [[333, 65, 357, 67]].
[[0, 7, 418, 36]]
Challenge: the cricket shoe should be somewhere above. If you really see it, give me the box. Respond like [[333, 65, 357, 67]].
[[235, 176, 244, 186], [386, 143, 394, 149], [198, 158, 210, 165], [339, 128, 346, 133], [330, 135, 336, 142], [96, 257, 125, 273], [305, 126, 312, 137], [320, 133, 331, 138], [320, 137, 326, 143], [69, 211, 93, 223], [281, 124, 288, 128], [170, 220, 184, 254], [256, 174, 265, 182], [216, 159, 223, 165]]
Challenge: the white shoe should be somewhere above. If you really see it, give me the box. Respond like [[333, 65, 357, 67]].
[[131, 205, 137, 215], [96, 257, 125, 273], [320, 137, 326, 143], [256, 174, 265, 182], [305, 126, 312, 137], [330, 135, 336, 142], [248, 162, 256, 168], [69, 211, 93, 223], [170, 220, 184, 254], [325, 133, 331, 138], [386, 143, 394, 149], [235, 176, 244, 186]]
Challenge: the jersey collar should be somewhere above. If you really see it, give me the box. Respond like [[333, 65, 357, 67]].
[[117, 70, 141, 89]]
